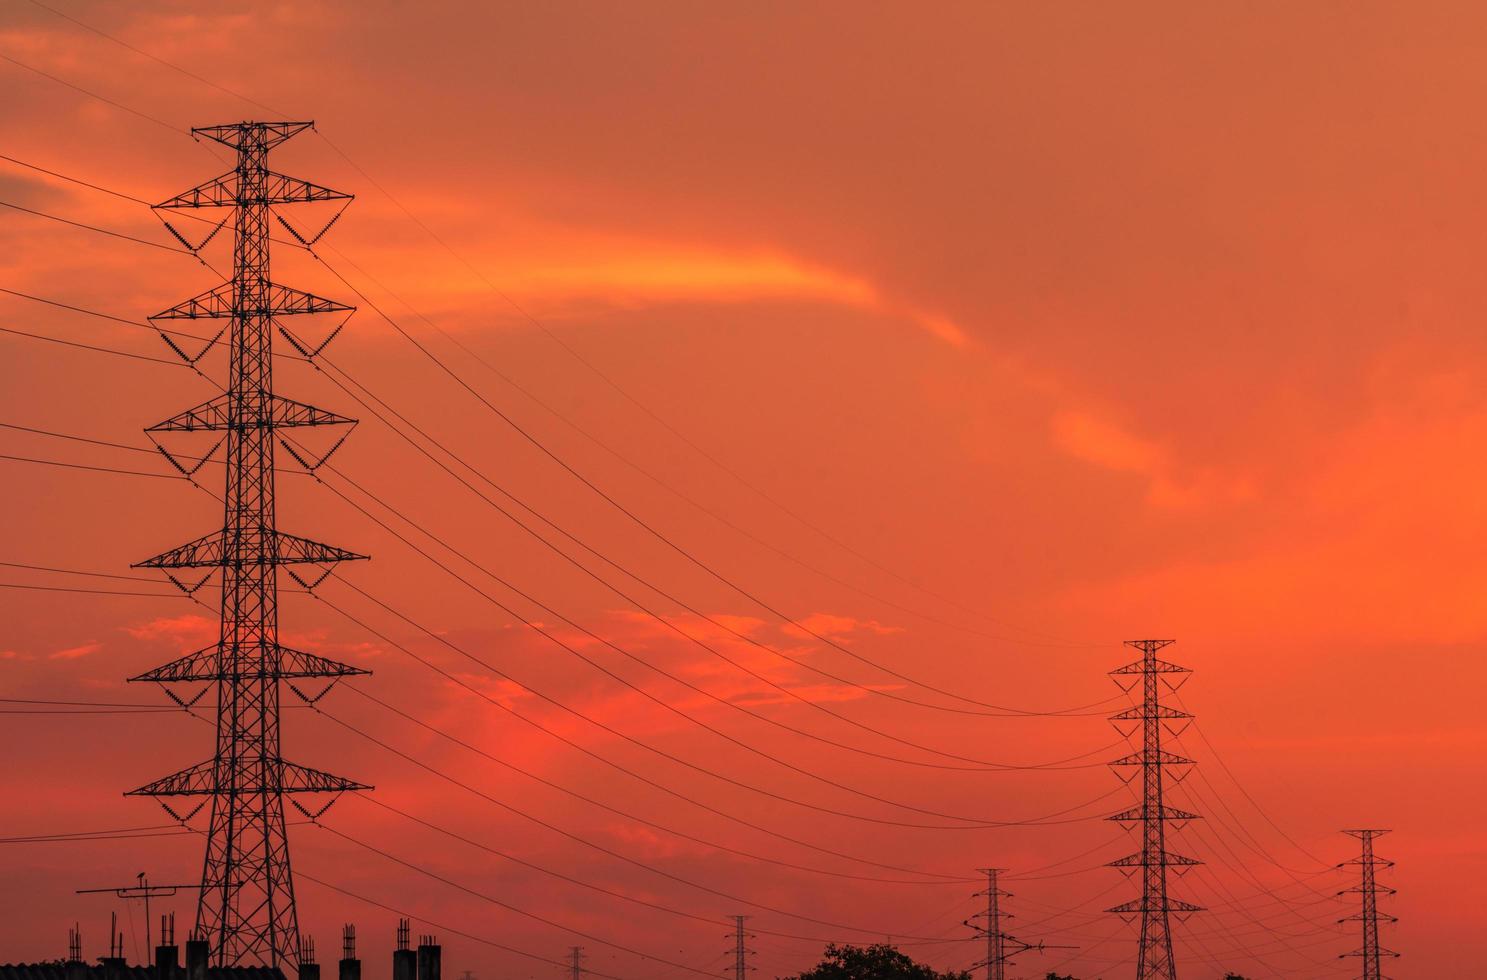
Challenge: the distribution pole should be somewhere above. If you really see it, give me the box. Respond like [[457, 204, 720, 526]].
[[128, 121, 369, 970], [726, 915, 753, 980], [1107, 639, 1203, 980], [1339, 830, 1398, 979], [77, 874, 202, 955]]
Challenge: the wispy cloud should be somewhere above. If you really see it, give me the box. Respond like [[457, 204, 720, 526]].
[[49, 640, 101, 661]]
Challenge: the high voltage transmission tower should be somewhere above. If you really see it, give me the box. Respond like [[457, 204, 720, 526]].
[[725, 915, 753, 980], [966, 868, 1069, 980], [1339, 830, 1398, 979], [569, 946, 584, 980], [1107, 639, 1203, 980], [128, 120, 368, 969]]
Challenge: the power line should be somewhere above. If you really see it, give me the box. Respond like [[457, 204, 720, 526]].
[[306, 249, 1082, 715], [344, 686, 966, 887], [309, 450, 1119, 773], [0, 50, 187, 137], [330, 798, 977, 951], [0, 451, 182, 481], [311, 822, 717, 978], [326, 571, 1124, 832], [0, 162, 1116, 726], [0, 197, 188, 254], [313, 241, 1088, 653], [0, 323, 187, 367], [308, 345, 1115, 720]]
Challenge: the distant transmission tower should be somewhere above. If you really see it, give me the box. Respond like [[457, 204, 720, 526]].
[[569, 946, 584, 980], [974, 868, 1007, 980], [725, 915, 753, 980], [966, 867, 1070, 980], [1107, 639, 1203, 980], [1339, 830, 1398, 979], [128, 121, 368, 969]]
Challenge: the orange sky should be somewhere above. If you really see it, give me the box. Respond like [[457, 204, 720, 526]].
[[1, 3, 1482, 978]]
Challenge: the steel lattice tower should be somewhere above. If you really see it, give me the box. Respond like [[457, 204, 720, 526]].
[[966, 867, 1067, 979], [972, 869, 1008, 980], [1107, 639, 1203, 980], [1339, 830, 1398, 979], [726, 915, 753, 980], [128, 121, 368, 970]]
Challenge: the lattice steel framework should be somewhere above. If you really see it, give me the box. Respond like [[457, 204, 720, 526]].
[[1107, 639, 1202, 980], [726, 915, 753, 980], [128, 121, 367, 970], [1339, 830, 1398, 979], [966, 867, 1066, 979], [977, 868, 1006, 980]]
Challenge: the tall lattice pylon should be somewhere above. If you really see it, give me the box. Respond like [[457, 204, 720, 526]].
[[1107, 639, 1203, 980], [128, 121, 369, 970], [1339, 830, 1398, 979]]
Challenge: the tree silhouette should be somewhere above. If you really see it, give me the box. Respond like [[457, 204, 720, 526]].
[[780, 943, 972, 979]]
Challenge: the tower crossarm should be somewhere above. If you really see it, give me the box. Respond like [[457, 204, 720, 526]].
[[149, 394, 356, 433], [1109, 851, 1201, 870], [1108, 804, 1199, 824], [190, 122, 315, 150], [1111, 748, 1194, 767], [156, 169, 352, 211], [1109, 898, 1204, 915], [130, 643, 369, 684], [1110, 704, 1191, 722], [127, 759, 370, 797], [136, 529, 366, 569], [151, 281, 354, 321]]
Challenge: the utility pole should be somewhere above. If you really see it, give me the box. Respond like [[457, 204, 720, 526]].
[[966, 868, 1072, 980], [569, 945, 584, 980], [1107, 639, 1203, 980], [77, 874, 201, 956], [1339, 830, 1398, 979], [128, 121, 369, 970], [726, 915, 753, 980]]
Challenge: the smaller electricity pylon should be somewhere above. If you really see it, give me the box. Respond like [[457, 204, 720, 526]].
[[966, 868, 1072, 980], [1339, 830, 1398, 979], [724, 915, 753, 979]]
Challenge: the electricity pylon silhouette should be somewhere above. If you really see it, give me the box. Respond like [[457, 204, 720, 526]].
[[1107, 639, 1203, 980], [1339, 830, 1398, 979], [128, 121, 368, 969], [725, 915, 753, 979], [966, 868, 1071, 980], [569, 946, 584, 980]]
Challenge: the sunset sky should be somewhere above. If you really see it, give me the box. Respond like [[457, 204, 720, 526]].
[[1, 3, 1482, 978]]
